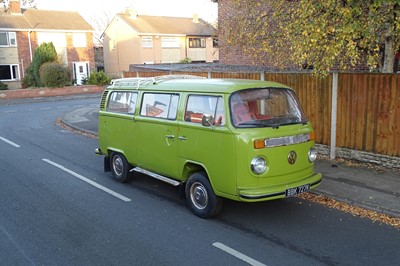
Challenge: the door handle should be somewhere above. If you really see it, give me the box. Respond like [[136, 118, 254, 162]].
[[165, 135, 175, 139], [178, 136, 187, 141]]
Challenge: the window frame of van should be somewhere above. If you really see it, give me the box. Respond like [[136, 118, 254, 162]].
[[139, 92, 180, 120], [185, 94, 225, 126], [106, 91, 138, 115], [229, 87, 307, 128]]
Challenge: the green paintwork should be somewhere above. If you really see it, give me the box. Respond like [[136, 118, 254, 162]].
[[98, 77, 322, 202]]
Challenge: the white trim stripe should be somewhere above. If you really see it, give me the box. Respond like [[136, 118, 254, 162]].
[[0, 136, 21, 148], [212, 242, 267, 266], [42, 159, 131, 202]]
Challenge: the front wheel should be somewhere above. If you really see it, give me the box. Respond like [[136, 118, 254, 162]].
[[110, 152, 131, 183], [185, 172, 223, 219]]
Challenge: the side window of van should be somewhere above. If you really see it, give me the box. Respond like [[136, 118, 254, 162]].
[[107, 91, 138, 114], [140, 93, 179, 119], [185, 95, 225, 126]]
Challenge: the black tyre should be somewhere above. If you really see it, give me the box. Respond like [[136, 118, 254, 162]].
[[185, 172, 223, 219], [110, 152, 131, 183]]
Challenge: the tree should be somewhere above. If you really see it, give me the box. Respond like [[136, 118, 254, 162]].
[[23, 42, 58, 87], [220, 0, 400, 74], [88, 10, 113, 46]]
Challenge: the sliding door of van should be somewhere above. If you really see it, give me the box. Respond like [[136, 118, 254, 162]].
[[135, 93, 180, 178]]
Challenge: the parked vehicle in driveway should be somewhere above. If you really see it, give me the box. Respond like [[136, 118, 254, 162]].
[[96, 75, 322, 218]]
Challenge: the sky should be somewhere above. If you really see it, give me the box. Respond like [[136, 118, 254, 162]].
[[35, 0, 218, 23]]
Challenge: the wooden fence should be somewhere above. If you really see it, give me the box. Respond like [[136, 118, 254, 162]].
[[123, 71, 400, 157]]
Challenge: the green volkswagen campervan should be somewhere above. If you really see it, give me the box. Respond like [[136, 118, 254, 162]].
[[96, 75, 322, 218]]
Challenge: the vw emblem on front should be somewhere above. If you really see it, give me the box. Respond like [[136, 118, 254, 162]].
[[287, 151, 297, 164]]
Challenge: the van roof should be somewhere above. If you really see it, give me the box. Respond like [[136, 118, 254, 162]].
[[108, 75, 290, 94]]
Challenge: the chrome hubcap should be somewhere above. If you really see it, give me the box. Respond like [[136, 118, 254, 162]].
[[190, 182, 208, 210], [113, 156, 123, 176]]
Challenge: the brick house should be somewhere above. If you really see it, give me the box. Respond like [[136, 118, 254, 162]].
[[0, 0, 94, 89], [102, 9, 218, 77]]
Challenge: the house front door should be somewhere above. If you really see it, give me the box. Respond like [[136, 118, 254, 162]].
[[73, 62, 89, 85]]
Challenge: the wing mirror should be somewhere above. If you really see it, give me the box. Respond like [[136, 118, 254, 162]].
[[202, 114, 214, 128]]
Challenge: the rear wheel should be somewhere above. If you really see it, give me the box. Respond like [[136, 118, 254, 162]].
[[185, 172, 223, 219], [110, 152, 131, 183]]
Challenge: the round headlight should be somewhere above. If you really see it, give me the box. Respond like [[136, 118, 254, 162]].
[[308, 148, 317, 162], [251, 157, 267, 175]]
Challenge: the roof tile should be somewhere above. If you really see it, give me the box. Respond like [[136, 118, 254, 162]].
[[0, 9, 93, 31], [23, 9, 93, 31], [119, 14, 215, 36]]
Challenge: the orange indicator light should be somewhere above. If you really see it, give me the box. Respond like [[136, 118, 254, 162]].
[[254, 139, 265, 149]]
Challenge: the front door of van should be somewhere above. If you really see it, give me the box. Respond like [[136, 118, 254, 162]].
[[177, 94, 236, 196], [135, 93, 179, 178]]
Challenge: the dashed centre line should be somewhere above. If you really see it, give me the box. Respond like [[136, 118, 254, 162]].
[[212, 242, 267, 266], [0, 136, 21, 148], [42, 158, 132, 202]]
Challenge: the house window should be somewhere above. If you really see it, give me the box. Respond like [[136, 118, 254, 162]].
[[189, 38, 205, 48], [38, 32, 66, 47], [0, 32, 17, 46], [161, 37, 180, 48], [142, 36, 153, 48], [213, 37, 218, 48], [73, 33, 87, 47], [0, 65, 20, 80]]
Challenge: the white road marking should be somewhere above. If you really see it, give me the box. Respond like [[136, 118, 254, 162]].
[[42, 158, 131, 202], [0, 136, 21, 148], [212, 242, 267, 266]]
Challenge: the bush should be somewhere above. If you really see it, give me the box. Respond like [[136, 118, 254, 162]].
[[0, 81, 8, 90], [22, 68, 36, 88], [179, 57, 192, 64], [39, 62, 71, 88], [87, 71, 112, 86]]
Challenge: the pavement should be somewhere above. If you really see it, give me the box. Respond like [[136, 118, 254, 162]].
[[61, 106, 400, 219]]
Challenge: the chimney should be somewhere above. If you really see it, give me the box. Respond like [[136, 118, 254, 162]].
[[125, 8, 138, 19], [9, 0, 21, 14], [192, 14, 199, 23]]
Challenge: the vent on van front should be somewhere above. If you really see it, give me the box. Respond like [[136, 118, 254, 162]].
[[100, 90, 108, 109]]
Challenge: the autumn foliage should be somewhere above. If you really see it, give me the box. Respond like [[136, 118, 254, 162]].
[[219, 0, 400, 74]]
